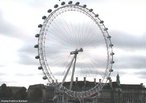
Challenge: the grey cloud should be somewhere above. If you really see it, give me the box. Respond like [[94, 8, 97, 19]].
[[0, 73, 6, 76], [0, 65, 5, 67], [0, 14, 39, 66], [18, 53, 35, 65], [12, 2, 146, 79], [0, 11, 22, 37], [111, 71, 125, 77], [114, 55, 146, 69], [111, 31, 146, 49], [72, 0, 105, 5], [19, 40, 36, 54], [14, 0, 108, 68], [0, 81, 8, 85], [0, 79, 17, 85], [76, 59, 107, 69], [18, 40, 38, 65], [53, 71, 64, 76], [133, 71, 146, 79], [111, 31, 146, 70], [136, 71, 146, 75], [24, 0, 98, 7], [53, 69, 104, 77], [0, 12, 15, 35], [19, 0, 53, 8], [46, 20, 104, 49], [15, 73, 35, 77], [46, 54, 107, 69]]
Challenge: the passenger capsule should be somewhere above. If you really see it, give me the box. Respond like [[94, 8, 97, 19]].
[[110, 52, 115, 55], [35, 34, 40, 38], [54, 4, 58, 8], [68, 1, 73, 4], [104, 28, 108, 31], [109, 69, 113, 72], [75, 2, 80, 5], [35, 55, 40, 59], [110, 61, 115, 64], [38, 66, 43, 70], [100, 20, 104, 24], [83, 4, 87, 8], [95, 14, 99, 17], [34, 44, 38, 48], [42, 16, 47, 20], [61, 2, 65, 5], [89, 9, 93, 12], [47, 9, 52, 13], [43, 76, 47, 80], [109, 44, 114, 47], [38, 24, 42, 28], [107, 35, 111, 38]]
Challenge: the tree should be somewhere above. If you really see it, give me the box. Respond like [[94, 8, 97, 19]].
[[0, 83, 13, 99], [13, 87, 27, 99]]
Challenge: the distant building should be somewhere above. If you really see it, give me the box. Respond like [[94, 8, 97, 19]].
[[27, 74, 146, 103], [1, 75, 146, 103]]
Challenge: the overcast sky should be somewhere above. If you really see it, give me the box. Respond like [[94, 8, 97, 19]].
[[0, 0, 146, 87]]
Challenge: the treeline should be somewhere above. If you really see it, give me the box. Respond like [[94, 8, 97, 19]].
[[0, 83, 47, 103], [0, 83, 27, 100]]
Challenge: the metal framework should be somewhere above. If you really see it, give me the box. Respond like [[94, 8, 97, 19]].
[[35, 1, 114, 99]]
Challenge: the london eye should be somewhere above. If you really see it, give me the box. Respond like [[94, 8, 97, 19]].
[[35, 1, 114, 99]]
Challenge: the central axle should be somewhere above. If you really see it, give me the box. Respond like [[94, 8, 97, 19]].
[[70, 48, 83, 55]]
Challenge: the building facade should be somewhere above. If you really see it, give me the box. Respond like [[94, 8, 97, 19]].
[[0, 75, 146, 103], [27, 75, 146, 103]]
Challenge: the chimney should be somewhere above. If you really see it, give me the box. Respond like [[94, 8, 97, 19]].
[[84, 77, 86, 84], [52, 80, 54, 83], [76, 77, 78, 83], [99, 79, 101, 83], [109, 79, 112, 88], [56, 79, 58, 83], [94, 78, 96, 84]]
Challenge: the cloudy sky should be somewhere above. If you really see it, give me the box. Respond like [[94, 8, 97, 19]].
[[0, 0, 146, 87]]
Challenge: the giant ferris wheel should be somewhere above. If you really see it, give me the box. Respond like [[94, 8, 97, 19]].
[[35, 1, 114, 99]]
